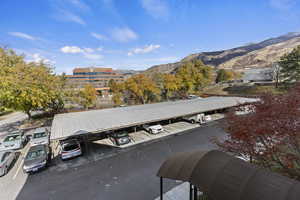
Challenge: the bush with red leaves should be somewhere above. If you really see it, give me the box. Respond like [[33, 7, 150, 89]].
[[215, 83, 300, 179]]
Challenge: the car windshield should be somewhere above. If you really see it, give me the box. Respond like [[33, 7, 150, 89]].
[[26, 149, 45, 160], [4, 135, 21, 142], [115, 132, 128, 138], [63, 144, 79, 151], [33, 132, 47, 139]]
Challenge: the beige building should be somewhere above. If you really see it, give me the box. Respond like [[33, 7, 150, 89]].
[[65, 67, 125, 93]]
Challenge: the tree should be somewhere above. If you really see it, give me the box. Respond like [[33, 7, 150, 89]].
[[80, 84, 97, 109], [161, 74, 179, 100], [215, 84, 300, 180], [279, 45, 300, 84], [175, 61, 213, 97], [216, 69, 235, 83], [0, 48, 67, 118], [124, 74, 160, 104], [108, 79, 124, 105]]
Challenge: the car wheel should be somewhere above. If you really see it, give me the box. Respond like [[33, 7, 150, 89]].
[[4, 166, 8, 175], [191, 120, 195, 124], [149, 130, 153, 134]]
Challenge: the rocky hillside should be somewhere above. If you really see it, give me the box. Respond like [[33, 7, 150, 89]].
[[146, 32, 300, 74]]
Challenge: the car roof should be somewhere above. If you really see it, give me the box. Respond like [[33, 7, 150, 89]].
[[61, 139, 79, 145], [28, 144, 47, 152]]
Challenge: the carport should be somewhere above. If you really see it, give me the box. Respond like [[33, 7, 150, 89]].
[[157, 150, 300, 200], [50, 96, 257, 141]]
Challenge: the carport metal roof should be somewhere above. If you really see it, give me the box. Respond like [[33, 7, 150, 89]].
[[50, 96, 257, 140], [157, 150, 300, 200]]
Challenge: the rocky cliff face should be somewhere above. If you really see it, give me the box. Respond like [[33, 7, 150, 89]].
[[146, 32, 300, 73]]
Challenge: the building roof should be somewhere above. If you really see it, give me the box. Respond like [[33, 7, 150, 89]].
[[73, 67, 113, 73], [157, 150, 300, 200], [50, 96, 257, 140]]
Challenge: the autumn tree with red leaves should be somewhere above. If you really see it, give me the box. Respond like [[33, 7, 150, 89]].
[[215, 83, 300, 179]]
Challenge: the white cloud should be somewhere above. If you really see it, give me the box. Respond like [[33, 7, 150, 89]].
[[90, 32, 108, 41], [111, 27, 138, 42], [8, 32, 37, 40], [61, 46, 83, 53], [270, 0, 295, 10], [60, 46, 103, 60], [83, 48, 94, 53], [27, 53, 54, 65], [54, 9, 86, 25], [128, 44, 161, 56], [67, 0, 90, 11], [141, 0, 170, 20]]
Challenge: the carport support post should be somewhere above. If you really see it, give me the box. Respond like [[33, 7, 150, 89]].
[[160, 177, 163, 200], [189, 183, 193, 200], [193, 186, 198, 200], [84, 135, 89, 156]]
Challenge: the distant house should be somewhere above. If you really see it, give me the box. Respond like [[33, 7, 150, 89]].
[[242, 68, 274, 83]]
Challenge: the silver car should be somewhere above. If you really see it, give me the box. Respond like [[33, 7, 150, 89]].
[[30, 127, 49, 146], [1, 131, 26, 151], [23, 144, 49, 173], [60, 139, 82, 160], [0, 150, 16, 176]]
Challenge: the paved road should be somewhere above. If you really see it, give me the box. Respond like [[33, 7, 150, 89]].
[[3, 122, 226, 200]]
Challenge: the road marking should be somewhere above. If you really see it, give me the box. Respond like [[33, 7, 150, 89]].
[[13, 158, 24, 180]]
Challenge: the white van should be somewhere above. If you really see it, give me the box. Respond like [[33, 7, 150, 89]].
[[183, 114, 205, 124], [183, 114, 212, 124], [142, 124, 164, 134]]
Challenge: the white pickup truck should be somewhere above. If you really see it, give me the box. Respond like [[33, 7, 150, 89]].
[[182, 113, 211, 124], [142, 124, 164, 134]]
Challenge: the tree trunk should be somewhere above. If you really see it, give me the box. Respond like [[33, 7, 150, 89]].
[[25, 110, 31, 119]]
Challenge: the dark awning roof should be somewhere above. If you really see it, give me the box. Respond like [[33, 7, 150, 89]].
[[157, 150, 300, 200]]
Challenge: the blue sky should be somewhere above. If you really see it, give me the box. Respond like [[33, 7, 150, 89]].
[[1, 0, 300, 74]]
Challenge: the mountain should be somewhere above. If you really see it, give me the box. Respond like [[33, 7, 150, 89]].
[[146, 32, 300, 74]]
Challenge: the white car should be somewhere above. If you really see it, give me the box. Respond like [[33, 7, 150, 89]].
[[0, 150, 16, 176], [1, 131, 26, 151], [143, 124, 164, 134], [30, 127, 50, 146]]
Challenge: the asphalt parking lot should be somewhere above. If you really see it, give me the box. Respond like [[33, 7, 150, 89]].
[[9, 122, 226, 200], [0, 114, 225, 200]]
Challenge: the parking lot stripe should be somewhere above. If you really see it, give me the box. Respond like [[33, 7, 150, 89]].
[[13, 158, 24, 180]]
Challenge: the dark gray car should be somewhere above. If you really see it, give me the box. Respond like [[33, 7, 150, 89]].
[[23, 144, 49, 173]]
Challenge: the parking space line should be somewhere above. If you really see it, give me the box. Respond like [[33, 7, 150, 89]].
[[13, 158, 24, 180]]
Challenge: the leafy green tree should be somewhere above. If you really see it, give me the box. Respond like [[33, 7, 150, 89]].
[[279, 45, 300, 84], [125, 74, 160, 104], [108, 79, 124, 105], [0, 48, 67, 118], [161, 74, 179, 100], [216, 69, 235, 83], [80, 84, 97, 109], [175, 61, 213, 97]]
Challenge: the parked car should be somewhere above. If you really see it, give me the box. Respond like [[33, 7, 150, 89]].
[[182, 114, 205, 124], [1, 131, 26, 151], [23, 144, 49, 173], [60, 139, 82, 160], [30, 127, 50, 146], [110, 132, 131, 146], [0, 150, 16, 176], [204, 115, 212, 121], [187, 95, 202, 100], [142, 124, 164, 134]]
